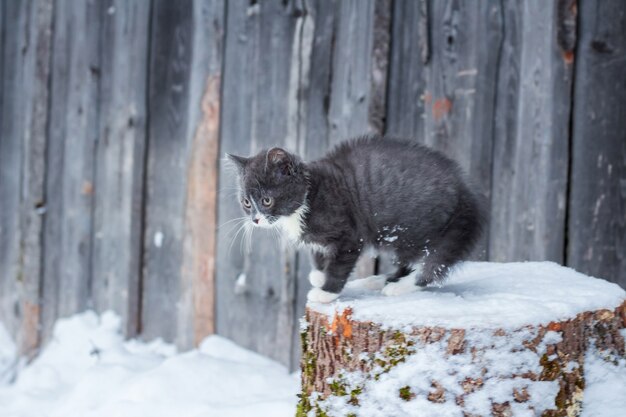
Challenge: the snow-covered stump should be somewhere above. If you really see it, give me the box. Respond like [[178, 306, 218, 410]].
[[298, 263, 626, 417]]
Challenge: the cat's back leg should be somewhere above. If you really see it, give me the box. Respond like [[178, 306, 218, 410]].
[[381, 262, 424, 296], [417, 191, 484, 286]]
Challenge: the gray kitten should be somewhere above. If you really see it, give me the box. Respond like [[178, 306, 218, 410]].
[[227, 136, 485, 303]]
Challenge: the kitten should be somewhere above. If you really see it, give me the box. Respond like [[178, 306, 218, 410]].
[[227, 136, 485, 303]]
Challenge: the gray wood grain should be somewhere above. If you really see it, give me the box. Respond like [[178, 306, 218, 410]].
[[216, 0, 301, 366], [386, 0, 428, 140], [41, 0, 102, 340], [16, 0, 54, 356], [178, 0, 224, 347], [141, 0, 194, 344], [328, 0, 390, 278], [421, 0, 501, 234], [423, 0, 501, 260], [489, 0, 574, 263], [0, 0, 26, 349], [91, 0, 151, 338], [0, 0, 53, 357], [567, 0, 626, 286], [290, 0, 337, 371], [142, 0, 224, 348], [383, 0, 501, 269]]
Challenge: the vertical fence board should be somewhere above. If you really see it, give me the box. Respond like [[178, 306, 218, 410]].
[[568, 0, 626, 286], [215, 0, 255, 360], [142, 0, 193, 343], [247, 1, 298, 365], [423, 0, 501, 260], [290, 0, 337, 371], [0, 1, 26, 348], [42, 0, 101, 339], [386, 0, 427, 139], [216, 0, 301, 365], [179, 0, 224, 347], [17, 0, 54, 356], [92, 0, 151, 338], [328, 0, 390, 278], [142, 0, 224, 347], [386, 0, 502, 262], [489, 0, 574, 263]]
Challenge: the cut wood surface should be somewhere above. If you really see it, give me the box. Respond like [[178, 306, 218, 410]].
[[299, 262, 626, 416]]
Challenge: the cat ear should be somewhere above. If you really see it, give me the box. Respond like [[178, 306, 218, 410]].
[[267, 147, 295, 176], [225, 153, 249, 173]]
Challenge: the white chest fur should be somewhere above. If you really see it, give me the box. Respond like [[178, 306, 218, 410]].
[[277, 204, 330, 255], [278, 204, 308, 242]]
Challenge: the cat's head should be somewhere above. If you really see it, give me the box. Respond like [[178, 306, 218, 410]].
[[227, 147, 308, 228]]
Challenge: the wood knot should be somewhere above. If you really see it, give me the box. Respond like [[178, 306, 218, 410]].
[[432, 97, 452, 122], [330, 308, 353, 338]]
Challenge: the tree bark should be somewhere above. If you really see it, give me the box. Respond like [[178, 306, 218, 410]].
[[299, 301, 626, 417]]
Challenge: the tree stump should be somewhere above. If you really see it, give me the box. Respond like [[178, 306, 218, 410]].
[[298, 262, 626, 417]]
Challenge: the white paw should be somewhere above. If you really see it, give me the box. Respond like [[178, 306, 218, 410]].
[[360, 274, 387, 290], [307, 288, 340, 304], [381, 276, 423, 296], [308, 270, 326, 288]]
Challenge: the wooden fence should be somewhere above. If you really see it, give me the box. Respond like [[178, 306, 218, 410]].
[[0, 0, 624, 370]]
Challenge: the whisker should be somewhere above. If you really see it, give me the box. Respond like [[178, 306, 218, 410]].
[[227, 220, 249, 257], [242, 223, 254, 255], [218, 216, 248, 230]]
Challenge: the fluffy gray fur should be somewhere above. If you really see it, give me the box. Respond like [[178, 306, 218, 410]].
[[227, 136, 485, 300]]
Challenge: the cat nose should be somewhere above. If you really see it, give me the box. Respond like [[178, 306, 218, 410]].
[[253, 218, 259, 224]]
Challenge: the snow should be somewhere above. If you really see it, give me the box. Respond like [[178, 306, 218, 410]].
[[0, 324, 16, 384], [307, 261, 626, 416], [0, 261, 624, 417], [314, 327, 561, 417], [0, 311, 298, 417], [310, 261, 626, 330], [581, 339, 626, 417]]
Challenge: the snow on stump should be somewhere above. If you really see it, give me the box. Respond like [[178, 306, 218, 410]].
[[298, 262, 626, 417]]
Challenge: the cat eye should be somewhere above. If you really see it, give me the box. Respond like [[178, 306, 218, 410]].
[[242, 198, 252, 209], [261, 197, 273, 207]]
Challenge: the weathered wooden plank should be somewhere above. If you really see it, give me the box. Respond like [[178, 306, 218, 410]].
[[16, 0, 54, 356], [421, 0, 501, 250], [425, 0, 501, 260], [0, 0, 26, 348], [383, 0, 501, 271], [386, 0, 428, 139], [328, 0, 390, 278], [179, 0, 224, 347], [0, 0, 53, 356], [214, 0, 256, 361], [91, 0, 151, 338], [377, 0, 429, 274], [141, 0, 194, 344], [142, 0, 224, 348], [489, 0, 574, 263], [568, 0, 625, 287], [42, 0, 102, 340], [328, 0, 381, 141], [216, 0, 301, 366], [290, 0, 337, 371]]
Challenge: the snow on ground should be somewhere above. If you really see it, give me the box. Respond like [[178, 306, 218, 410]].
[[0, 261, 625, 417], [0, 324, 16, 385], [581, 331, 626, 417], [311, 261, 626, 330], [0, 311, 298, 417]]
